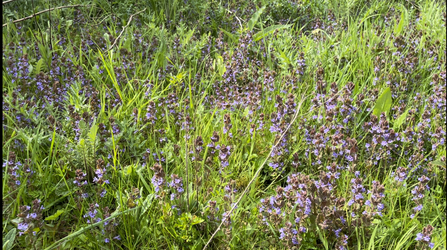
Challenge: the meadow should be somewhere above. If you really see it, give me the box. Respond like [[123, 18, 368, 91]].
[[2, 0, 446, 249]]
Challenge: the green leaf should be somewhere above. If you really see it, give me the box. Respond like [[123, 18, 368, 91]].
[[431, 160, 446, 167], [103, 33, 110, 48], [3, 228, 16, 250], [243, 106, 250, 117], [45, 209, 65, 221], [183, 28, 195, 45], [373, 87, 392, 117], [3, 240, 11, 250], [87, 119, 98, 146], [124, 34, 132, 51], [141, 194, 154, 215], [28, 190, 41, 198], [394, 9, 405, 35], [195, 104, 205, 115], [28, 64, 33, 75], [395, 224, 417, 249], [137, 169, 152, 193], [253, 24, 292, 41], [126, 165, 134, 175], [66, 20, 73, 30], [79, 138, 85, 147], [248, 154, 258, 160], [368, 224, 379, 250], [216, 55, 226, 77], [316, 227, 329, 250], [191, 215, 204, 225], [10, 218, 21, 226], [248, 6, 266, 30], [278, 50, 291, 65], [35, 58, 44, 75], [393, 109, 409, 130]]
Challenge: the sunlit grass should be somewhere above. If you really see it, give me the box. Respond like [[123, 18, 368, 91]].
[[2, 0, 446, 249]]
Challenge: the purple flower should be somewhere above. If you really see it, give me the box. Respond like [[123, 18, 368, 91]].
[[348, 199, 354, 206], [18, 222, 29, 233], [413, 204, 423, 212], [292, 237, 299, 245], [415, 233, 423, 241], [269, 162, 279, 169], [340, 216, 346, 224], [415, 225, 435, 248], [270, 196, 276, 206], [334, 228, 342, 238], [279, 228, 286, 239]]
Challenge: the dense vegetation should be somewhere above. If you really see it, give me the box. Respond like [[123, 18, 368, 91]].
[[2, 0, 446, 249]]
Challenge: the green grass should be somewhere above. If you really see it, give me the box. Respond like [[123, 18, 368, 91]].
[[2, 0, 446, 249]]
